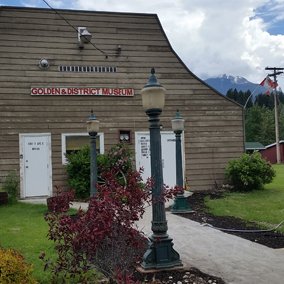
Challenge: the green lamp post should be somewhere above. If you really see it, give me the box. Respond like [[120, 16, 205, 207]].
[[171, 110, 192, 213], [86, 111, 100, 197], [140, 68, 182, 270]]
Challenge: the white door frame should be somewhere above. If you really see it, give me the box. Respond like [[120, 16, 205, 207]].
[[19, 133, 52, 198]]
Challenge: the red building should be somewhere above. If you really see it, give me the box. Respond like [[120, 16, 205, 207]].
[[260, 141, 284, 164]]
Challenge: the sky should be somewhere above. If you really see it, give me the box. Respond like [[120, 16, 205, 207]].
[[1, 0, 284, 87]]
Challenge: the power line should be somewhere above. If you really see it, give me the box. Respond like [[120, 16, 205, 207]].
[[265, 67, 284, 84], [42, 0, 109, 58]]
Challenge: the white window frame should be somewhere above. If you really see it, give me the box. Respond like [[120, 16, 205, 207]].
[[61, 132, 104, 165]]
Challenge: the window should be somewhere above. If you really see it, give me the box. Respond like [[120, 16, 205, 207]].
[[58, 65, 117, 73], [61, 133, 104, 164]]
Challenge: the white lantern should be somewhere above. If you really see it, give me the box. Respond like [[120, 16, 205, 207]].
[[171, 110, 185, 132], [86, 111, 100, 134], [141, 68, 166, 111]]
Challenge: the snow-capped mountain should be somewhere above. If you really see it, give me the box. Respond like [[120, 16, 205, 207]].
[[204, 74, 260, 95]]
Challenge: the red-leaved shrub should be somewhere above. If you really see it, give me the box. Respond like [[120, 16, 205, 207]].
[[43, 144, 179, 283]]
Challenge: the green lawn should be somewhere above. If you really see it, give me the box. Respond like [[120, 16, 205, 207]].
[[205, 164, 284, 233], [0, 203, 54, 283], [0, 203, 101, 283]]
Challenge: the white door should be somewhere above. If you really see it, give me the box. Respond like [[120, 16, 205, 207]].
[[20, 134, 52, 198], [135, 132, 183, 188], [161, 133, 177, 187]]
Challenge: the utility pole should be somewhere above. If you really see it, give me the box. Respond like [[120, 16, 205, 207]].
[[265, 67, 284, 164]]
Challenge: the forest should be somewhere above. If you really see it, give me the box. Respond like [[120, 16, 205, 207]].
[[226, 88, 284, 146]]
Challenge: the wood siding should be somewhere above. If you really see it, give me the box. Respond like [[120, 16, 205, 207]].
[[0, 6, 244, 191]]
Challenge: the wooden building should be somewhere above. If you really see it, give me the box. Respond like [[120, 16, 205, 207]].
[[0, 6, 244, 198], [260, 141, 284, 164]]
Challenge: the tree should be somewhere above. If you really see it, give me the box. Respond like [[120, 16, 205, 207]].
[[225, 88, 284, 145], [255, 93, 274, 109], [244, 104, 284, 146], [279, 104, 284, 142], [226, 88, 253, 107], [245, 105, 275, 145], [245, 105, 264, 143], [243, 90, 253, 108]]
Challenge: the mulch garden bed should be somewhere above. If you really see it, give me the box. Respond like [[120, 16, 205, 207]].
[[132, 267, 225, 283]]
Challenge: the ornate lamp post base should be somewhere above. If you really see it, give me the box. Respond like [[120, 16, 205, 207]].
[[171, 195, 192, 214], [141, 234, 182, 270]]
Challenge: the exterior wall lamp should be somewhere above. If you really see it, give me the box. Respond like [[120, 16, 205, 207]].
[[86, 111, 99, 197], [140, 68, 182, 270], [78, 27, 92, 49]]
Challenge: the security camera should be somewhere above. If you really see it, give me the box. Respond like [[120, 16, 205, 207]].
[[39, 58, 49, 69]]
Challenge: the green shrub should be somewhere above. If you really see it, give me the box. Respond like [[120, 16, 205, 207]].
[[65, 146, 90, 199], [0, 247, 37, 284], [65, 143, 135, 199], [2, 171, 19, 204], [225, 152, 275, 192]]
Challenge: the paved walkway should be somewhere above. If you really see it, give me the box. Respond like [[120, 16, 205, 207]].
[[21, 198, 284, 284], [137, 205, 284, 284]]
